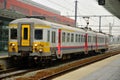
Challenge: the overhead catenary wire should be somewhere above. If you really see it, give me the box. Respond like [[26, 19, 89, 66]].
[[64, 0, 101, 26], [46, 0, 106, 25], [46, 0, 74, 13], [33, 0, 120, 35]]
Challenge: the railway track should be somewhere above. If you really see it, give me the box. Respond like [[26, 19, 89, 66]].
[[0, 68, 17, 75], [0, 46, 120, 80], [6, 48, 118, 80], [0, 67, 41, 79], [0, 68, 29, 79]]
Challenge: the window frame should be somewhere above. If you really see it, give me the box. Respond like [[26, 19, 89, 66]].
[[51, 31, 56, 43], [10, 28, 17, 39], [34, 29, 43, 40]]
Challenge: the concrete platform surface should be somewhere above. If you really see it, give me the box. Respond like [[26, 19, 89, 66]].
[[52, 54, 120, 80], [0, 52, 8, 58]]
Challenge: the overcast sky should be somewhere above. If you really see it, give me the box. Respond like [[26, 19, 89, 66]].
[[32, 0, 120, 36]]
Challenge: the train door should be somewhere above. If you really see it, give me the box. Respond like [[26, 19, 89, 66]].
[[21, 24, 30, 46], [50, 28, 57, 55], [57, 29, 62, 58], [84, 33, 88, 54], [50, 28, 62, 59]]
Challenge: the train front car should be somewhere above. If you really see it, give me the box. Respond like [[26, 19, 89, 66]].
[[8, 18, 51, 64]]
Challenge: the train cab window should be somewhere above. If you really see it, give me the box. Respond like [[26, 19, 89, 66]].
[[10, 29, 17, 39], [35, 29, 43, 40]]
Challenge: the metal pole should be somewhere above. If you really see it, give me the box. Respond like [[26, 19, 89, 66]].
[[109, 23, 112, 35], [75, 0, 78, 27], [99, 16, 101, 32], [109, 23, 113, 44], [4, 0, 7, 9]]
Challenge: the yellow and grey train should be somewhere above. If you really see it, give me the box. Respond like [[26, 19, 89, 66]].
[[8, 17, 109, 63]]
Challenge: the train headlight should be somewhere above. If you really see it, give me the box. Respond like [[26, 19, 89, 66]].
[[11, 43, 16, 51], [34, 44, 38, 47], [39, 48, 43, 53], [10, 43, 16, 47], [34, 44, 38, 52], [12, 43, 15, 47]]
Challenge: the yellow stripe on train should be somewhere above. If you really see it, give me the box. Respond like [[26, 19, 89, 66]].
[[34, 24, 51, 29], [33, 42, 50, 53], [9, 24, 18, 28]]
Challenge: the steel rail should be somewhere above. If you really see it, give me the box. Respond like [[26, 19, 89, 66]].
[[14, 48, 120, 80]]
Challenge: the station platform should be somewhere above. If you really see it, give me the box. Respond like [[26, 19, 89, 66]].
[[0, 52, 8, 58], [52, 54, 120, 80]]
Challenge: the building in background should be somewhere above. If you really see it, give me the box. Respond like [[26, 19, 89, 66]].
[[0, 0, 75, 51], [0, 0, 74, 25]]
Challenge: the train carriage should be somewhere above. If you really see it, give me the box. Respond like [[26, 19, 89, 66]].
[[96, 32, 109, 52], [85, 30, 97, 53], [8, 17, 109, 63]]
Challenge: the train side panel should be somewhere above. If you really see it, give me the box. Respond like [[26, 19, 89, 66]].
[[8, 18, 109, 62]]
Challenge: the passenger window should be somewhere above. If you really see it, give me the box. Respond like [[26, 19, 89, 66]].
[[35, 29, 43, 40], [52, 31, 56, 43], [79, 35, 80, 42], [67, 33, 70, 42], [47, 30, 50, 42], [10, 29, 17, 39], [75, 34, 77, 42], [81, 35, 83, 42], [71, 34, 74, 42], [62, 32, 66, 42]]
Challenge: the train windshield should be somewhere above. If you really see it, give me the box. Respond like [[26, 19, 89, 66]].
[[10, 28, 17, 39], [35, 29, 43, 40]]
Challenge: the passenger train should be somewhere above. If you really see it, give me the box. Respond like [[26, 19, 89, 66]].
[[8, 17, 109, 64]]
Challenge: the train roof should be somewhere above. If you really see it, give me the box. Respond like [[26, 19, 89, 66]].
[[10, 18, 85, 33], [96, 32, 106, 37], [10, 18, 48, 26], [9, 18, 108, 36]]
